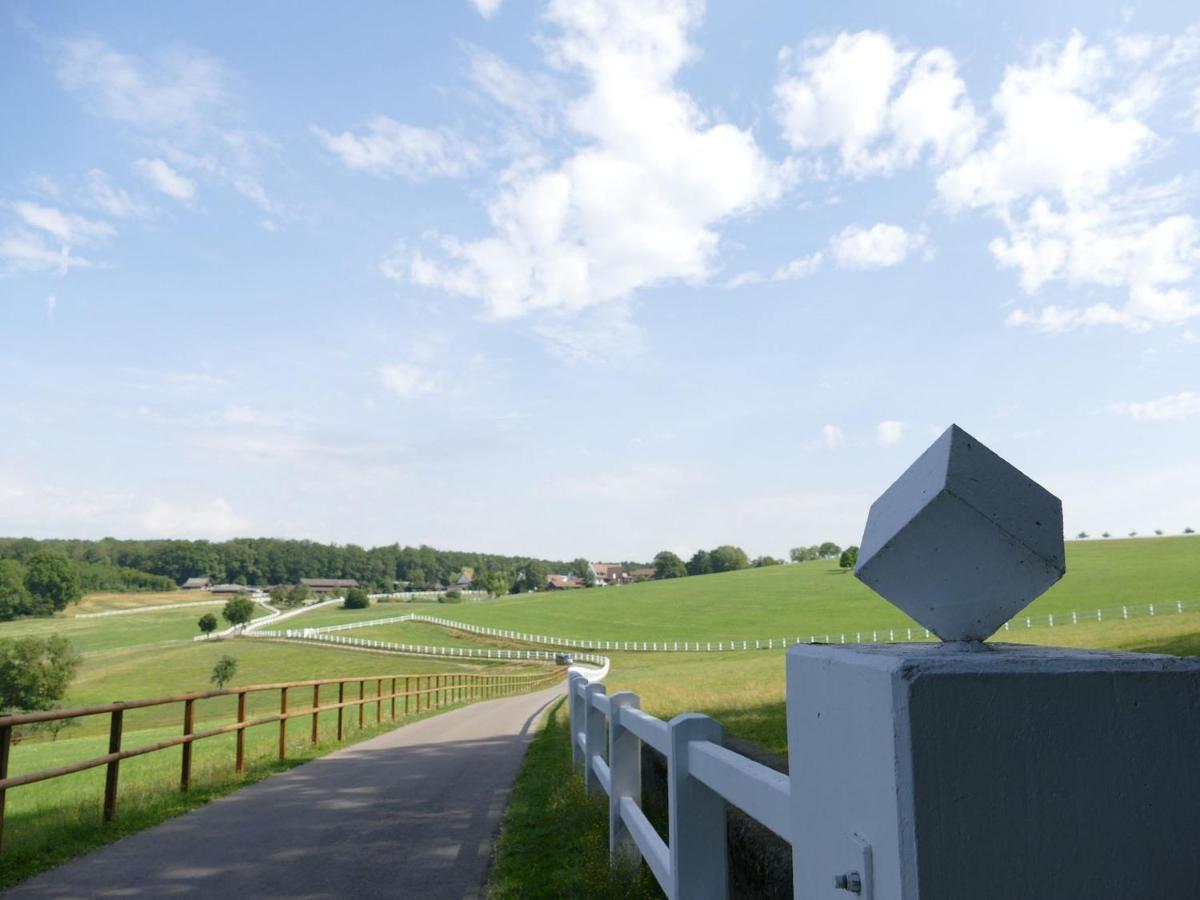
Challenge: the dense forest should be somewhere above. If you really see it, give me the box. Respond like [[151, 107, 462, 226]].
[[0, 537, 569, 594]]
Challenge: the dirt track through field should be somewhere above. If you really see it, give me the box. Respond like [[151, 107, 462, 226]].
[[6, 684, 564, 899]]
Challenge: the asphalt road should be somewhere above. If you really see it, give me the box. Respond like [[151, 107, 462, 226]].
[[6, 683, 565, 900]]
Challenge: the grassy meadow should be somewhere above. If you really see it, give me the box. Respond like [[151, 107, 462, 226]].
[[392, 536, 1200, 641]]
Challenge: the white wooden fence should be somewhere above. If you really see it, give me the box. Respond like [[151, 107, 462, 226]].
[[567, 671, 789, 899], [295, 600, 1194, 653]]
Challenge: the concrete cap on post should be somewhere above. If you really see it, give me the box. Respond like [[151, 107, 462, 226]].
[[854, 424, 1065, 642]]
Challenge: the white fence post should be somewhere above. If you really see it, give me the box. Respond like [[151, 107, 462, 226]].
[[608, 691, 642, 863], [668, 713, 727, 900], [584, 682, 608, 796], [568, 673, 584, 771]]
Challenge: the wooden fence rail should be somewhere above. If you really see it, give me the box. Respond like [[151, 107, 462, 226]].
[[0, 667, 564, 855]]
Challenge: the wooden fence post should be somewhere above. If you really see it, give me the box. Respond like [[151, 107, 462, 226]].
[[337, 681, 345, 741], [278, 687, 289, 759], [391, 677, 397, 720], [0, 724, 11, 855], [608, 692, 642, 863], [358, 680, 365, 730], [180, 698, 195, 792], [103, 707, 124, 823], [404, 676, 410, 715], [583, 683, 607, 796], [668, 714, 728, 899], [235, 691, 247, 774], [376, 679, 383, 724], [311, 684, 320, 745]]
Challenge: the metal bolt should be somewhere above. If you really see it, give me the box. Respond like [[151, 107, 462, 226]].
[[833, 871, 862, 894]]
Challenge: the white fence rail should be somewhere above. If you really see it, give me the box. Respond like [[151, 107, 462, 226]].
[[249, 628, 611, 678], [567, 671, 787, 899], [294, 600, 1195, 653]]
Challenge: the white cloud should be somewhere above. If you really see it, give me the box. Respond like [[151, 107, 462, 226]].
[[938, 34, 1150, 210], [135, 158, 196, 200], [821, 424, 845, 448], [378, 362, 438, 398], [1, 201, 113, 275], [774, 31, 979, 176], [937, 31, 1200, 332], [876, 420, 907, 446], [87, 169, 150, 218], [12, 202, 114, 244], [725, 251, 822, 288], [56, 38, 227, 131], [465, 46, 560, 135], [1111, 391, 1200, 422], [470, 0, 503, 19], [46, 294, 57, 319], [55, 38, 272, 213], [315, 117, 481, 179], [392, 0, 784, 319], [830, 222, 924, 268], [0, 233, 89, 274]]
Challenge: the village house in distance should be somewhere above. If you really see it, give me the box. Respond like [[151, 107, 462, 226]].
[[548, 562, 655, 590]]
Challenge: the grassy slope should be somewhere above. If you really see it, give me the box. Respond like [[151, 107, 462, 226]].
[[0, 603, 271, 655], [417, 537, 1200, 641], [74, 591, 200, 613]]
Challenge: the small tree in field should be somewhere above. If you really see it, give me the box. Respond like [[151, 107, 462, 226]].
[[1155, 529, 1163, 536], [210, 655, 238, 689], [1102, 532, 1111, 538], [1186, 527, 1196, 535], [839, 546, 859, 569], [197, 612, 218, 635], [222, 597, 255, 627], [343, 588, 369, 609], [1076, 531, 1089, 539]]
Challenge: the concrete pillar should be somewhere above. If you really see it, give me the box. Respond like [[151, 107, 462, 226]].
[[786, 642, 1200, 899]]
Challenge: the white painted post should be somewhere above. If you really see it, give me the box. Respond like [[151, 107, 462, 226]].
[[568, 673, 584, 771], [584, 682, 607, 796], [667, 714, 727, 900], [608, 692, 641, 864]]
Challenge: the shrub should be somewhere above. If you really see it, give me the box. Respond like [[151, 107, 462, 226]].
[[342, 588, 370, 610], [197, 612, 218, 635]]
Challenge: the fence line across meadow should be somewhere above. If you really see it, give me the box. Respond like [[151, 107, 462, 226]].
[[292, 600, 1195, 653], [0, 667, 563, 855], [252, 629, 610, 673]]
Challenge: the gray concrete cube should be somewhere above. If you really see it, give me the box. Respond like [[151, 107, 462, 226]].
[[854, 424, 1064, 641]]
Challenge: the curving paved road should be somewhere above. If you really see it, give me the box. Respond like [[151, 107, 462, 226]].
[[6, 684, 564, 900]]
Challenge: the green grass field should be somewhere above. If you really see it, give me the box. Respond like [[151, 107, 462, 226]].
[[0, 603, 271, 656], [375, 537, 1200, 642]]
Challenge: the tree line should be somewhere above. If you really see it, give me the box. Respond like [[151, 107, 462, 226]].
[[0, 537, 568, 595], [648, 542, 859, 580]]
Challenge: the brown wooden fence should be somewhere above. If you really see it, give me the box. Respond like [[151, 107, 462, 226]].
[[0, 667, 564, 854]]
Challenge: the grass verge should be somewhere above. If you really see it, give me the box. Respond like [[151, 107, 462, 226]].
[[487, 698, 661, 899]]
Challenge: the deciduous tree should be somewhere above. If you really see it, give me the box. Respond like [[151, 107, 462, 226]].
[[653, 551, 686, 579], [0, 636, 81, 712], [23, 551, 81, 614], [222, 597, 255, 627], [197, 612, 218, 635], [210, 656, 238, 689]]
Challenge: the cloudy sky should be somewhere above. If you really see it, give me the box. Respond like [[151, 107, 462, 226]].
[[2, 0, 1199, 559]]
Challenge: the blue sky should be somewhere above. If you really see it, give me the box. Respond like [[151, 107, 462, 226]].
[[2, 0, 1198, 560]]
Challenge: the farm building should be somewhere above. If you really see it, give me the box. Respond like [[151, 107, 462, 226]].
[[299, 578, 359, 592], [547, 574, 583, 590], [589, 562, 631, 585], [181, 577, 213, 590]]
